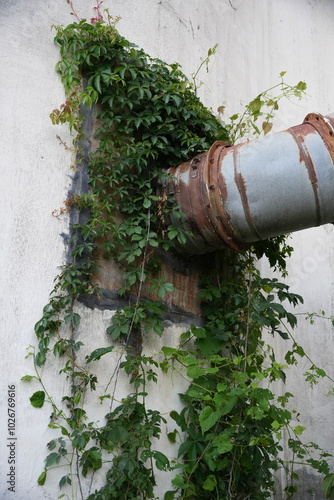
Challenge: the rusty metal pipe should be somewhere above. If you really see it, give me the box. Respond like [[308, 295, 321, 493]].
[[166, 113, 334, 253]]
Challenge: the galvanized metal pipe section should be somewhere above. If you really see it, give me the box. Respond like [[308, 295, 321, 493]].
[[166, 113, 334, 253]]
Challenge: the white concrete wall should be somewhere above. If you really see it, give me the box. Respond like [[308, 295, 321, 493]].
[[1, 0, 334, 498]]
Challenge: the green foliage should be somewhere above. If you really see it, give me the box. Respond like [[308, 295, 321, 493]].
[[322, 473, 334, 498], [86, 393, 169, 499], [29, 3, 333, 500], [30, 390, 46, 408], [221, 70, 307, 144], [160, 262, 331, 499]]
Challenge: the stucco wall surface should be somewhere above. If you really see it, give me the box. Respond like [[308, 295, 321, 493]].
[[1, 0, 334, 498]]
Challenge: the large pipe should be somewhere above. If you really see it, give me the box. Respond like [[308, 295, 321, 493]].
[[165, 112, 334, 253]]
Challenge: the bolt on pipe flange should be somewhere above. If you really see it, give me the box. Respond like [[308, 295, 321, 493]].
[[165, 113, 334, 254]]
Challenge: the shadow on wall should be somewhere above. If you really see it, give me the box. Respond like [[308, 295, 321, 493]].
[[275, 468, 328, 500]]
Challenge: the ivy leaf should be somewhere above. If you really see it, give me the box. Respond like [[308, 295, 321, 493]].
[[220, 394, 238, 416], [85, 345, 114, 363], [59, 475, 71, 489], [169, 410, 179, 421], [178, 439, 194, 458], [186, 364, 205, 379], [30, 391, 45, 408], [196, 336, 222, 356], [143, 198, 151, 208], [80, 448, 102, 477], [271, 302, 286, 316], [164, 492, 176, 500], [172, 473, 188, 489], [202, 474, 217, 491], [45, 452, 61, 467], [199, 406, 220, 433], [73, 392, 81, 405], [48, 440, 57, 451], [190, 325, 206, 338], [262, 121, 273, 135], [322, 474, 334, 498], [294, 425, 306, 436], [37, 470, 47, 486], [212, 433, 233, 454], [21, 375, 35, 381], [161, 347, 177, 356], [167, 430, 177, 443], [148, 279, 174, 298], [153, 450, 170, 471], [277, 329, 289, 340], [296, 80, 307, 91]]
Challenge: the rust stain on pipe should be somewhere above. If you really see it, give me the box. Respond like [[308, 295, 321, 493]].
[[305, 113, 334, 162], [92, 112, 334, 316], [165, 112, 334, 253], [287, 124, 322, 226], [233, 144, 262, 242]]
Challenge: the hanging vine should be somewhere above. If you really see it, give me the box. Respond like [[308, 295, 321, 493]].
[[23, 2, 334, 499]]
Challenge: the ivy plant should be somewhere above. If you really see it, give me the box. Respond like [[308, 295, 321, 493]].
[[24, 2, 334, 499]]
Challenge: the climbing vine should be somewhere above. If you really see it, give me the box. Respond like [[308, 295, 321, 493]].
[[24, 2, 334, 499]]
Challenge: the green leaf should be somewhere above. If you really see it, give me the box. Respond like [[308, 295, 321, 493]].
[[80, 448, 102, 477], [85, 345, 114, 363], [48, 440, 56, 451], [220, 394, 238, 416], [172, 473, 188, 489], [143, 198, 151, 208], [177, 439, 194, 458], [45, 452, 61, 467], [162, 282, 175, 293], [212, 433, 233, 454], [186, 364, 205, 379], [190, 325, 206, 338], [199, 406, 220, 433], [73, 392, 81, 405], [148, 279, 174, 298], [170, 410, 179, 422], [271, 302, 286, 315], [30, 391, 45, 408], [37, 470, 47, 486], [168, 229, 177, 240], [296, 80, 307, 91], [21, 375, 35, 381], [202, 474, 217, 491], [59, 475, 71, 489], [161, 346, 177, 356], [277, 329, 289, 340], [167, 430, 177, 443], [322, 473, 334, 498], [294, 425, 306, 436], [153, 450, 170, 471], [94, 73, 102, 93], [164, 492, 176, 500]]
